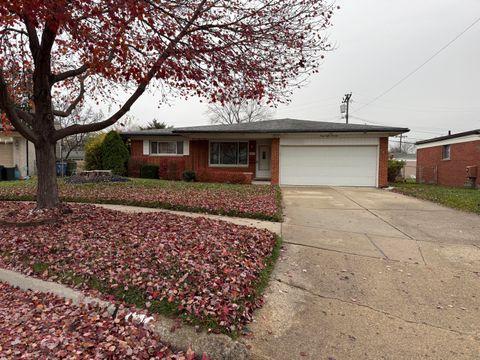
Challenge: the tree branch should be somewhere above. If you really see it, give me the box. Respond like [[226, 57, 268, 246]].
[[53, 78, 85, 117], [51, 64, 88, 84], [0, 68, 37, 143], [53, 0, 209, 141], [22, 15, 40, 58]]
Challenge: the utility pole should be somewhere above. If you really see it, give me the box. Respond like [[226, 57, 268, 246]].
[[342, 93, 353, 124]]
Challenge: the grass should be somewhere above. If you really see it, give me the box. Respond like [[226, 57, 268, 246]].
[[0, 177, 282, 222], [391, 182, 480, 215]]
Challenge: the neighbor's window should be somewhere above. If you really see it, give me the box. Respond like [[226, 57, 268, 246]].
[[442, 145, 451, 160], [150, 141, 183, 155], [210, 141, 248, 166]]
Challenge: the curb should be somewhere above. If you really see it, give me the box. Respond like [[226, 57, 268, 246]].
[[0, 268, 249, 360]]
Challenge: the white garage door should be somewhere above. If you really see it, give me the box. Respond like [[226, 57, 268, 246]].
[[280, 146, 378, 186], [0, 143, 14, 167]]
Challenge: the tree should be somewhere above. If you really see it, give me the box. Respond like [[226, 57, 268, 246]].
[[140, 119, 172, 130], [101, 131, 129, 175], [58, 106, 103, 160], [0, 0, 334, 208], [207, 100, 273, 125]]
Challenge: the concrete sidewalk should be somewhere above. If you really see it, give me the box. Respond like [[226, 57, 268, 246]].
[[247, 187, 480, 360]]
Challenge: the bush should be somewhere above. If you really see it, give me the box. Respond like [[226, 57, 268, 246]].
[[101, 131, 129, 176], [182, 170, 196, 182], [140, 165, 159, 179], [388, 159, 406, 182], [84, 133, 106, 170]]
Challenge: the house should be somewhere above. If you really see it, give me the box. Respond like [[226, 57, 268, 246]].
[[390, 152, 416, 179], [416, 129, 480, 188], [0, 129, 36, 177], [122, 119, 409, 187]]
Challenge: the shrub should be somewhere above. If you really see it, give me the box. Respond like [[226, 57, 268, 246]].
[[140, 164, 159, 179], [84, 133, 106, 170], [182, 170, 196, 182], [101, 131, 129, 176], [388, 159, 406, 182]]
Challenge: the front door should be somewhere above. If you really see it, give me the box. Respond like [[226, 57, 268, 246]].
[[256, 143, 272, 179]]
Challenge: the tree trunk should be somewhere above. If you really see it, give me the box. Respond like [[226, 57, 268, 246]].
[[35, 140, 60, 209]]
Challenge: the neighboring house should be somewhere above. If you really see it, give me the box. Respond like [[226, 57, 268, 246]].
[[0, 129, 36, 177], [416, 129, 480, 188], [390, 152, 417, 179], [123, 119, 408, 187]]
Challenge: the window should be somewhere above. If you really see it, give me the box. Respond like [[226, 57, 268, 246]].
[[209, 141, 249, 166], [442, 145, 451, 160], [150, 141, 183, 155]]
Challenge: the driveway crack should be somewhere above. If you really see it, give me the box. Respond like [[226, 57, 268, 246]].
[[275, 278, 474, 337], [330, 188, 427, 266]]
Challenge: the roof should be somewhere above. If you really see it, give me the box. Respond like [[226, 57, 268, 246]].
[[123, 118, 409, 136], [416, 129, 480, 145]]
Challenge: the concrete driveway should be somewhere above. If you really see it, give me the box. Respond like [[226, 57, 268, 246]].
[[248, 187, 480, 360]]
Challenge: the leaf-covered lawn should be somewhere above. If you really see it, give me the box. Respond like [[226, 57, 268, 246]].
[[0, 178, 282, 221], [0, 282, 189, 359], [0, 202, 279, 334], [391, 182, 480, 215]]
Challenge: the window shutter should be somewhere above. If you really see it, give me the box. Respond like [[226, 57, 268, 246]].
[[143, 140, 150, 155]]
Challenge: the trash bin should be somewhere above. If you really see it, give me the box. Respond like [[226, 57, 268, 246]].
[[3, 167, 16, 181], [0, 165, 4, 181], [66, 161, 77, 176], [56, 162, 68, 176]]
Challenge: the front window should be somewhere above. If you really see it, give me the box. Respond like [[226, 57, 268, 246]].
[[210, 141, 248, 166], [442, 145, 450, 160], [150, 141, 183, 155]]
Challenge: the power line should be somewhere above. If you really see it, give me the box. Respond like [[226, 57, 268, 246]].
[[352, 15, 480, 114]]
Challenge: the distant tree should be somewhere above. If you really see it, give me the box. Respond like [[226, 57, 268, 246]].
[[207, 100, 273, 125], [57, 107, 103, 160], [101, 131, 129, 175], [140, 119, 172, 130], [390, 142, 416, 155]]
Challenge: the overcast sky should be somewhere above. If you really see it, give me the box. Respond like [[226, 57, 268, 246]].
[[112, 0, 480, 145]]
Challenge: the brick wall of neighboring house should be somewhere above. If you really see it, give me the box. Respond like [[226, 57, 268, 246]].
[[417, 140, 480, 187], [271, 138, 280, 185], [128, 139, 256, 184], [378, 137, 389, 187]]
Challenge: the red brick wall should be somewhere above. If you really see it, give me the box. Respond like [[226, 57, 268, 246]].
[[129, 139, 256, 184], [378, 137, 389, 187], [417, 140, 480, 187], [271, 138, 280, 185]]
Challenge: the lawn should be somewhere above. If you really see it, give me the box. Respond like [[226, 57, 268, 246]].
[[0, 202, 280, 335], [391, 182, 480, 214], [0, 282, 187, 359], [0, 178, 282, 221]]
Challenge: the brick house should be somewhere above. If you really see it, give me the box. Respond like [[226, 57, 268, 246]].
[[122, 119, 408, 187], [416, 129, 480, 188]]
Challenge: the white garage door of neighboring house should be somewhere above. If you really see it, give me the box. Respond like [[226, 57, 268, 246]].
[[0, 143, 14, 167], [280, 145, 378, 186]]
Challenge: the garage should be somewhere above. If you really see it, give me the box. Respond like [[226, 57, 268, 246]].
[[0, 142, 14, 167], [280, 145, 378, 186]]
